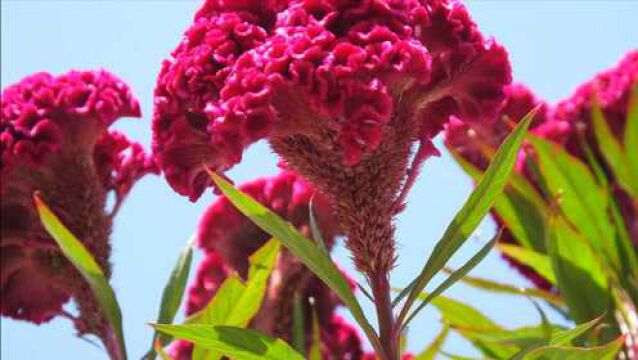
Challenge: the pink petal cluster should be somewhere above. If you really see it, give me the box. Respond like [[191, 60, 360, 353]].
[[553, 50, 638, 157], [1, 70, 156, 334], [445, 50, 638, 288], [170, 170, 365, 359], [154, 0, 510, 279], [153, 0, 510, 201]]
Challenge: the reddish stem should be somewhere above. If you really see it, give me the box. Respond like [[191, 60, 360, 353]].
[[370, 271, 398, 360], [102, 327, 124, 360]]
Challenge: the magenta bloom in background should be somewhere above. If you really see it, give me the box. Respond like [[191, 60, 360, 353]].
[[153, 0, 510, 278], [0, 70, 156, 342], [170, 170, 365, 359], [445, 50, 638, 289]]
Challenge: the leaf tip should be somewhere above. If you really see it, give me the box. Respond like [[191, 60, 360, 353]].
[[33, 191, 44, 208]]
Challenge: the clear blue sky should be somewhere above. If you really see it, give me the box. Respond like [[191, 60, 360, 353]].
[[1, 1, 636, 359]]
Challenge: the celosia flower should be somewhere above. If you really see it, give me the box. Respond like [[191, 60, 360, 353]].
[[153, 0, 510, 276], [1, 70, 156, 341], [170, 171, 365, 359], [445, 51, 638, 289]]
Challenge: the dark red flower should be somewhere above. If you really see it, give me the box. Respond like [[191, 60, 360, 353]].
[[1, 70, 156, 339], [154, 0, 510, 276]]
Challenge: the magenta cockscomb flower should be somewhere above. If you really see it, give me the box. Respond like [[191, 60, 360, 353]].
[[553, 50, 638, 157], [170, 170, 367, 359], [1, 70, 156, 339], [153, 0, 510, 279], [445, 83, 550, 170]]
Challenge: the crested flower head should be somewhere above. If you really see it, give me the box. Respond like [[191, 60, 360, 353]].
[[154, 0, 510, 274], [153, 0, 510, 200], [0, 70, 156, 337], [553, 50, 638, 156], [170, 170, 364, 359]]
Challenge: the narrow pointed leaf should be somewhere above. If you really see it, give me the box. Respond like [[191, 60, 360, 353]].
[[308, 305, 322, 360], [450, 325, 558, 348], [528, 136, 620, 268], [309, 197, 328, 252], [414, 326, 449, 360], [429, 295, 520, 358], [34, 194, 126, 360], [191, 239, 280, 360], [592, 98, 636, 196], [145, 236, 194, 359], [403, 234, 498, 327], [398, 113, 533, 327], [450, 272, 562, 306], [549, 316, 603, 346], [522, 335, 624, 360], [498, 244, 556, 285], [292, 293, 305, 353], [529, 299, 552, 338], [449, 149, 546, 251], [546, 214, 610, 325], [226, 239, 280, 326], [208, 171, 383, 356], [151, 324, 304, 360]]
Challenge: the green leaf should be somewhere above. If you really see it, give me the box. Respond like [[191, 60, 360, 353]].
[[440, 352, 481, 360], [403, 234, 498, 327], [292, 293, 305, 354], [546, 215, 610, 325], [151, 324, 305, 360], [498, 244, 556, 285], [208, 171, 383, 356], [450, 272, 562, 306], [429, 295, 520, 358], [309, 197, 328, 253], [227, 239, 280, 326], [592, 97, 637, 196], [529, 299, 553, 339], [449, 149, 547, 251], [528, 136, 620, 268], [549, 316, 603, 346], [34, 194, 126, 360], [191, 239, 280, 360], [308, 305, 322, 360], [414, 326, 449, 360], [625, 83, 638, 184], [397, 113, 533, 327], [521, 335, 624, 360], [451, 325, 556, 348], [145, 236, 194, 359]]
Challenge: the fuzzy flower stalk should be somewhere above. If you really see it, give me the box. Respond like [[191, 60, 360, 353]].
[[1, 70, 157, 357], [169, 170, 367, 359], [153, 0, 510, 357]]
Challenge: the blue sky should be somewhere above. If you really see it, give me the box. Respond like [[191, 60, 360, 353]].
[[1, 1, 636, 359]]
